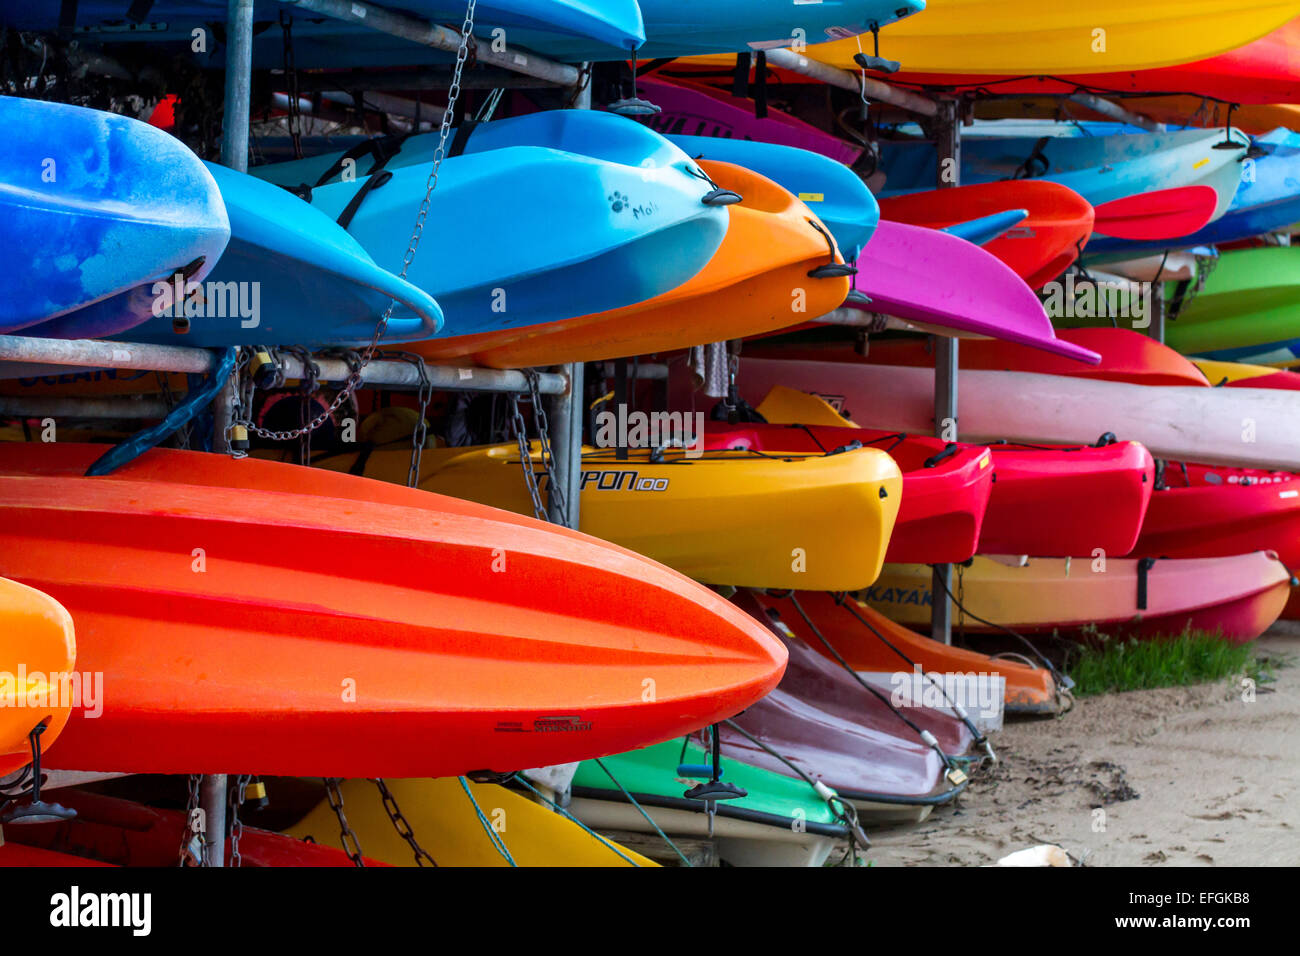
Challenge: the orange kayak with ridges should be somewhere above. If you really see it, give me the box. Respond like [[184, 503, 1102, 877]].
[[0, 443, 787, 777], [0, 577, 76, 777]]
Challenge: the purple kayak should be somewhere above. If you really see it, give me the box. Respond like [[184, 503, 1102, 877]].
[[633, 77, 863, 166], [721, 591, 973, 824], [846, 220, 1101, 364]]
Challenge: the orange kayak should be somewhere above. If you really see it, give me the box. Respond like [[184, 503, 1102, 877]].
[[1, 577, 76, 777], [750, 590, 1061, 715], [878, 182, 1094, 289], [0, 443, 786, 777], [778, 329, 1210, 388], [411, 159, 851, 368]]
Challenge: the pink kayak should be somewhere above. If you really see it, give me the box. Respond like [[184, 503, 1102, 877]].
[[634, 76, 863, 165], [842, 220, 1101, 364]]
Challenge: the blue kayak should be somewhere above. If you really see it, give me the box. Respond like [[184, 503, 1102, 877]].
[[252, 114, 728, 342], [0, 97, 230, 334], [108, 163, 443, 348], [661, 133, 879, 260], [7, 1, 646, 63], [879, 128, 1247, 218], [1088, 128, 1300, 257]]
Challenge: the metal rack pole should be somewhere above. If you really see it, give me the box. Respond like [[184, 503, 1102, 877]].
[[931, 99, 961, 647]]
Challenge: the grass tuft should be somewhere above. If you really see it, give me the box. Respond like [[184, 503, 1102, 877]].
[[1065, 626, 1276, 698]]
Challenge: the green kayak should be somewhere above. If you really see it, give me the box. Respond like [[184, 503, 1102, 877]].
[[1164, 247, 1300, 363], [568, 738, 852, 867]]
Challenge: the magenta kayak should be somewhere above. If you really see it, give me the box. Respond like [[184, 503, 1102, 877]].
[[633, 77, 863, 165], [844, 221, 1102, 364]]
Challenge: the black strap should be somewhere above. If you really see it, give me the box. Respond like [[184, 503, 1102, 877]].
[[1014, 136, 1051, 179], [1167, 278, 1192, 320], [1136, 557, 1155, 611], [753, 51, 768, 119], [335, 168, 392, 230], [732, 52, 752, 98], [126, 0, 154, 22], [313, 135, 403, 189], [58, 0, 78, 31], [448, 120, 480, 158]]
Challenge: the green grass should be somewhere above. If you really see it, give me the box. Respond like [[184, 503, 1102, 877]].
[[1065, 626, 1280, 697]]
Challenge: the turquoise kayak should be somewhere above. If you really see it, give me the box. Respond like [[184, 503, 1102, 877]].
[[100, 164, 443, 348], [0, 97, 229, 335], [663, 133, 880, 260], [568, 738, 853, 867], [251, 112, 729, 342], [880, 128, 1248, 237]]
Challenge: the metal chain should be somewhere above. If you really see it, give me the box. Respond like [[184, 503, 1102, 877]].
[[323, 778, 367, 867], [528, 369, 568, 526], [227, 773, 252, 868], [391, 352, 433, 488], [178, 773, 203, 867], [510, 388, 549, 522], [280, 11, 304, 159], [226, 0, 478, 452], [371, 778, 438, 866]]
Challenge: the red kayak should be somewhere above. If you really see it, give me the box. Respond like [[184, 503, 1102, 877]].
[[848, 329, 1211, 388], [878, 181, 1094, 288], [704, 422, 994, 564], [743, 379, 1156, 557], [981, 440, 1156, 557], [0, 443, 786, 778], [3, 789, 384, 866], [1134, 462, 1300, 618], [1091, 186, 1221, 242]]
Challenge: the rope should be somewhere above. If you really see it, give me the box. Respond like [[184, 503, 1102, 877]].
[[457, 776, 516, 867], [511, 775, 641, 867], [593, 758, 692, 867]]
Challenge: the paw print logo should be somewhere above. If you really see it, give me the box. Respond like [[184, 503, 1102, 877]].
[[608, 191, 628, 213]]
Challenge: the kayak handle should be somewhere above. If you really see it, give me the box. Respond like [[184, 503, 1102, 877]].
[[853, 52, 900, 74], [676, 764, 720, 780], [922, 443, 961, 468]]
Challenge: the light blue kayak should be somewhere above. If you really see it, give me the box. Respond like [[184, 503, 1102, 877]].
[[662, 133, 879, 260], [104, 163, 443, 348], [8, 1, 646, 64], [0, 97, 229, 334], [253, 113, 728, 342], [1088, 128, 1300, 257], [879, 127, 1248, 220]]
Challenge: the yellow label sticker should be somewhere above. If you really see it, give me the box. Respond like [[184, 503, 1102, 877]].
[[979, 454, 991, 469], [1193, 157, 1209, 169], [798, 192, 825, 202]]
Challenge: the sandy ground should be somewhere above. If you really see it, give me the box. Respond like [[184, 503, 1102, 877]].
[[865, 624, 1300, 867]]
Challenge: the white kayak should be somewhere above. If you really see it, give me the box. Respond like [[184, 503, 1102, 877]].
[[735, 359, 1300, 472]]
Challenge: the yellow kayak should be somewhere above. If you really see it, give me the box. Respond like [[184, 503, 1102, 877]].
[[689, 0, 1300, 75], [308, 441, 902, 591], [1193, 358, 1292, 384], [284, 777, 656, 867]]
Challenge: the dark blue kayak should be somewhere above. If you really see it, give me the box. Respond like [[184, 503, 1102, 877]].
[[0, 97, 229, 335]]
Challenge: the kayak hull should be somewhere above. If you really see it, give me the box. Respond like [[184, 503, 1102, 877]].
[[862, 554, 1290, 642], [733, 358, 1300, 472], [878, 181, 1095, 289], [316, 442, 903, 591], [704, 422, 995, 564], [751, 590, 1061, 714], [0, 444, 787, 777]]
